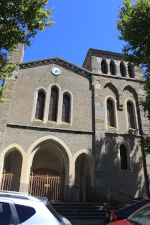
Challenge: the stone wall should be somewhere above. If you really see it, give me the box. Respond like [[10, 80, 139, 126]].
[[6, 62, 93, 132], [0, 44, 24, 153]]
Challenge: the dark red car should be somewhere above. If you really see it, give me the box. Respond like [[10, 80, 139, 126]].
[[108, 202, 150, 225], [105, 198, 150, 223]]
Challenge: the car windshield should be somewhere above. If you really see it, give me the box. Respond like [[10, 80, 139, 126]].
[[46, 202, 63, 223], [127, 204, 150, 225]]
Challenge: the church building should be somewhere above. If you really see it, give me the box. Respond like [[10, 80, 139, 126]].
[[0, 44, 149, 202]]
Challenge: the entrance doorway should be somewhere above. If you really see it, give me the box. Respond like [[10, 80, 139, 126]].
[[75, 153, 91, 202], [1, 149, 22, 191], [29, 142, 66, 201]]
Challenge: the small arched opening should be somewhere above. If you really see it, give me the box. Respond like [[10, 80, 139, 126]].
[[120, 144, 131, 171], [120, 62, 126, 77], [101, 59, 108, 74], [110, 61, 116, 75], [128, 65, 134, 78]]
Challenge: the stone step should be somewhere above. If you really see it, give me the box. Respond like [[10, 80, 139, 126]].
[[63, 215, 106, 220], [56, 208, 107, 212], [51, 202, 108, 220]]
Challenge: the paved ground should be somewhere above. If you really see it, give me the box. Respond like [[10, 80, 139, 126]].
[[70, 219, 104, 225]]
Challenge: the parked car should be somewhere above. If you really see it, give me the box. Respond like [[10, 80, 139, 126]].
[[0, 190, 72, 225], [108, 202, 150, 225], [105, 197, 150, 224]]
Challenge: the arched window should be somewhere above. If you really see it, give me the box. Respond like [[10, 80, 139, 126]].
[[101, 59, 107, 74], [110, 61, 115, 75], [128, 65, 134, 78], [120, 62, 125, 77], [127, 101, 135, 129], [35, 91, 45, 120], [62, 94, 70, 123], [107, 99, 115, 127], [120, 144, 127, 170], [48, 87, 58, 122]]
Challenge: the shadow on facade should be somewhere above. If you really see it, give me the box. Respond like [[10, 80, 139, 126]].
[[95, 133, 146, 203]]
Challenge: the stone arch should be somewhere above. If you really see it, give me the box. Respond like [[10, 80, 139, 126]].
[[103, 82, 120, 109], [27, 135, 72, 179], [73, 149, 95, 202], [27, 135, 72, 160], [47, 83, 61, 94], [123, 85, 138, 98], [2, 143, 25, 158], [0, 144, 24, 192], [0, 144, 25, 181], [104, 82, 119, 95], [73, 149, 95, 173], [26, 135, 72, 201]]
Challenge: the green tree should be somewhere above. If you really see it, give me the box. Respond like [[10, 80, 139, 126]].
[[0, 0, 54, 88], [117, 0, 150, 153]]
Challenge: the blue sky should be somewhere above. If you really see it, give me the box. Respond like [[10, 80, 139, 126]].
[[23, 0, 125, 67]]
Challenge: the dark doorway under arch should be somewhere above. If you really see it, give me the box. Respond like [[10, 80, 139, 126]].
[[75, 153, 92, 202]]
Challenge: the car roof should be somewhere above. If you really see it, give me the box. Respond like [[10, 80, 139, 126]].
[[0, 190, 48, 205]]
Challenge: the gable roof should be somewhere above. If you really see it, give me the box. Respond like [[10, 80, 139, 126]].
[[20, 57, 91, 76]]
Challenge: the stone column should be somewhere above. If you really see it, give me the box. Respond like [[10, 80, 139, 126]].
[[19, 154, 32, 193], [68, 158, 75, 202], [0, 152, 5, 188]]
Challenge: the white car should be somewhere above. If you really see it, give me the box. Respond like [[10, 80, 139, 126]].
[[0, 190, 72, 225]]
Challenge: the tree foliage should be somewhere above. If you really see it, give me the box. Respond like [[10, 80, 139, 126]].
[[0, 0, 54, 82], [117, 0, 150, 68], [117, 0, 150, 153]]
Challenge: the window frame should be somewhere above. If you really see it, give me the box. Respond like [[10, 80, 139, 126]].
[[32, 88, 47, 123], [32, 84, 73, 125], [125, 99, 138, 131], [128, 65, 134, 78], [119, 142, 131, 171], [101, 59, 108, 74], [61, 90, 73, 125], [120, 62, 126, 77], [35, 90, 46, 121], [48, 86, 59, 122], [110, 60, 116, 75], [105, 96, 118, 130], [62, 92, 71, 123]]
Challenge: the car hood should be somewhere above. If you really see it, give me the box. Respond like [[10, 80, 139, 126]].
[[110, 219, 132, 224]]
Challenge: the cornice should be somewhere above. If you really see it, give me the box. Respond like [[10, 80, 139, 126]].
[[20, 56, 143, 83], [20, 57, 91, 76]]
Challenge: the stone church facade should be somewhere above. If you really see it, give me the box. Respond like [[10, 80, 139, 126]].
[[0, 45, 149, 202]]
